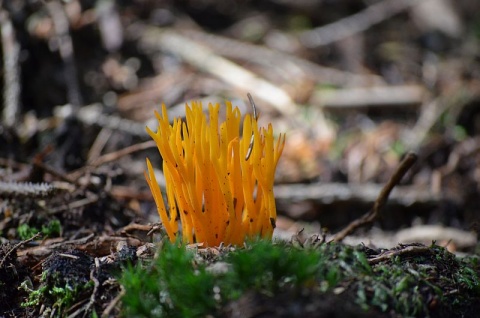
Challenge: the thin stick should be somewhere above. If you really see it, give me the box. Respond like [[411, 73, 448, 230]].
[[245, 93, 257, 161], [0, 233, 42, 269], [0, 8, 21, 128], [332, 153, 417, 242], [68, 140, 157, 180], [181, 28, 383, 86], [138, 26, 297, 116], [368, 244, 430, 265], [90, 140, 156, 167], [300, 0, 419, 48], [101, 285, 125, 318], [81, 268, 100, 318], [87, 128, 113, 164]]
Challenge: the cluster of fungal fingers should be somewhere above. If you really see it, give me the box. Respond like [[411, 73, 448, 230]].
[[145, 99, 285, 246]]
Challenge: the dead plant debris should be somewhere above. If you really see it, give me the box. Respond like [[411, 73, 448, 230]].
[[1, 0, 480, 317]]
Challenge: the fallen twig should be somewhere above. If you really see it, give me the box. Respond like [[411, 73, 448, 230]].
[[180, 28, 384, 87], [332, 153, 417, 242], [0, 232, 42, 269], [395, 225, 477, 249], [137, 26, 298, 116], [68, 140, 157, 181], [0, 181, 59, 198], [81, 268, 100, 318], [299, 0, 419, 48], [87, 128, 114, 164], [0, 7, 21, 128], [89, 140, 156, 167], [274, 180, 447, 206], [368, 244, 430, 265], [53, 103, 148, 136], [312, 85, 425, 109], [101, 285, 125, 318], [48, 195, 99, 215]]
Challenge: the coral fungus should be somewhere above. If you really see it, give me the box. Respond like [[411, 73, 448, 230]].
[[145, 99, 285, 246]]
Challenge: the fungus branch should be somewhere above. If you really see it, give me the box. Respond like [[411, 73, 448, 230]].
[[145, 99, 285, 246]]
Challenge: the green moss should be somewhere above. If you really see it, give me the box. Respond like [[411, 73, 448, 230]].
[[42, 219, 62, 237], [20, 275, 92, 314], [19, 281, 47, 307], [20, 250, 94, 317], [121, 242, 217, 318], [223, 240, 322, 294], [17, 219, 61, 240], [17, 224, 39, 240], [120, 240, 480, 318], [120, 240, 359, 317], [355, 245, 480, 316]]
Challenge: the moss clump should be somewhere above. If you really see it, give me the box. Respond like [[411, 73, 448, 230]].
[[121, 240, 325, 317], [354, 244, 480, 317], [21, 250, 94, 316], [120, 240, 480, 318], [17, 219, 61, 240]]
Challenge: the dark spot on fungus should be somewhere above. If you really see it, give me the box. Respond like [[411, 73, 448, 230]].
[[183, 210, 188, 215], [270, 218, 276, 228], [250, 218, 254, 223], [215, 234, 218, 239], [226, 221, 230, 225]]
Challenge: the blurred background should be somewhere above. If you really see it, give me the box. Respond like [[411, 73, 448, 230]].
[[1, 0, 479, 252]]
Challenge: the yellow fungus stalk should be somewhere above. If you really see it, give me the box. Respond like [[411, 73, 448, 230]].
[[145, 100, 285, 247]]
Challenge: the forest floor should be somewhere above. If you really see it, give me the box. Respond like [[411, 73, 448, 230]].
[[1, 1, 480, 317]]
